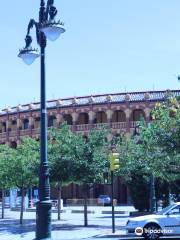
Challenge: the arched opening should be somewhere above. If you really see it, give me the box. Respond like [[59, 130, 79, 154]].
[[94, 111, 107, 123], [132, 109, 145, 121], [48, 116, 56, 127], [112, 110, 126, 122], [23, 119, 29, 130], [2, 122, 6, 132], [83, 135, 88, 142], [0, 123, 3, 133], [10, 141, 17, 149], [11, 120, 17, 131], [77, 113, 89, 125], [34, 117, 40, 129], [63, 114, 73, 125]]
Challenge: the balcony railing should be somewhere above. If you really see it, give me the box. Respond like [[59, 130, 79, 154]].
[[32, 128, 40, 135], [20, 129, 31, 136], [0, 122, 143, 140], [9, 130, 18, 137], [130, 121, 141, 128], [0, 132, 7, 139], [112, 122, 127, 129], [75, 122, 127, 131], [93, 123, 109, 129], [76, 124, 91, 131]]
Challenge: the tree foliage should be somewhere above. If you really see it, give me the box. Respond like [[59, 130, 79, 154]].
[[116, 96, 180, 210], [12, 137, 39, 189], [48, 123, 75, 185], [0, 144, 15, 189], [0, 144, 15, 218], [72, 126, 110, 185], [11, 137, 39, 224]]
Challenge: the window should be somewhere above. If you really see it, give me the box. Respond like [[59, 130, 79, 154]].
[[169, 205, 180, 215], [23, 119, 29, 129]]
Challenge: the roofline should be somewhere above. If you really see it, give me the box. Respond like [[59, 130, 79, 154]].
[[1, 89, 180, 114]]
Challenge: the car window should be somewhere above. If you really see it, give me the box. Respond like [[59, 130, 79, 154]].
[[158, 203, 177, 215], [168, 205, 180, 215]]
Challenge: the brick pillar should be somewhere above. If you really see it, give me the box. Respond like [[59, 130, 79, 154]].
[[6, 113, 10, 142], [56, 113, 63, 128], [72, 112, 78, 132], [144, 108, 151, 122], [106, 109, 113, 126], [17, 118, 21, 139], [88, 111, 96, 126], [29, 114, 34, 136], [17, 118, 22, 130], [125, 108, 131, 134]]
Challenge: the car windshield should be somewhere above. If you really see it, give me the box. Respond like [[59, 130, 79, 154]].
[[157, 203, 177, 215], [99, 195, 109, 198]]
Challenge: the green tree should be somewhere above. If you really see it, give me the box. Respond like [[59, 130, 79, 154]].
[[72, 127, 110, 226], [12, 137, 39, 224], [139, 99, 180, 182], [0, 144, 15, 218], [48, 123, 75, 220], [116, 136, 150, 211], [117, 96, 180, 210]]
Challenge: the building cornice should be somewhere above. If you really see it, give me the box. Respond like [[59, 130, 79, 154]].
[[1, 89, 180, 116]]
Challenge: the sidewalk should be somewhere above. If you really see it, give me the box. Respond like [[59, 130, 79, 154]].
[[0, 207, 130, 240]]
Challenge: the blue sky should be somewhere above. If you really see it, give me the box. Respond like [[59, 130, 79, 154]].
[[1, 0, 180, 109]]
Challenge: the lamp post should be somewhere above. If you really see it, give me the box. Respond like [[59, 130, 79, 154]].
[[150, 173, 156, 213], [18, 1, 65, 239]]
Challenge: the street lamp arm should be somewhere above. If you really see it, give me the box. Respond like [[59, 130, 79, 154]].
[[27, 19, 37, 35], [46, 0, 58, 21], [26, 19, 41, 46]]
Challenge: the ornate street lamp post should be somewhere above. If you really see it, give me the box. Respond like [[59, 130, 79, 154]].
[[18, 1, 65, 239]]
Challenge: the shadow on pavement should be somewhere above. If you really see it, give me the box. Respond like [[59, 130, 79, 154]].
[[0, 219, 35, 235], [52, 224, 112, 231], [97, 215, 128, 219], [0, 218, 113, 236]]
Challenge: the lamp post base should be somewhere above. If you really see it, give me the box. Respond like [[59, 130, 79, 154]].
[[36, 200, 52, 240]]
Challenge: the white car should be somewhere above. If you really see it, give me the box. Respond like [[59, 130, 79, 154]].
[[126, 202, 180, 239]]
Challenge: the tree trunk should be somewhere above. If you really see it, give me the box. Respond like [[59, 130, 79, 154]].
[[83, 184, 88, 227], [57, 182, 62, 220], [20, 187, 25, 224], [163, 185, 171, 207], [1, 189, 5, 219]]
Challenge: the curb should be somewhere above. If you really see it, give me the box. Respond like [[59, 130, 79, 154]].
[[101, 211, 127, 214], [71, 210, 95, 214]]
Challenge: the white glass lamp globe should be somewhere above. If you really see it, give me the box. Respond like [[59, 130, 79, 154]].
[[41, 24, 65, 41], [18, 50, 39, 65]]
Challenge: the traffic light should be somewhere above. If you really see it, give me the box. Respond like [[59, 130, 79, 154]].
[[109, 153, 120, 171]]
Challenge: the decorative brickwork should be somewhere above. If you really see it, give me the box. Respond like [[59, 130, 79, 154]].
[[1, 89, 179, 203], [0, 90, 180, 145]]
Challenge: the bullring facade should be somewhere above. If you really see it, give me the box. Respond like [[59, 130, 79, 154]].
[[0, 89, 179, 203]]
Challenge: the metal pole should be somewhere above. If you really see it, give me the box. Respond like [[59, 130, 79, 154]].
[[36, 1, 52, 239], [150, 174, 156, 213], [111, 171, 115, 233]]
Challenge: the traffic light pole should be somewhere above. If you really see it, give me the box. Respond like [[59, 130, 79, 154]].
[[111, 170, 115, 233]]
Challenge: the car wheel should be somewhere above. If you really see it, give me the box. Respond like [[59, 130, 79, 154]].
[[143, 223, 162, 240]]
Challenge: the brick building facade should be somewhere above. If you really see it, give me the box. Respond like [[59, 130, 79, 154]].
[[0, 90, 179, 203]]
